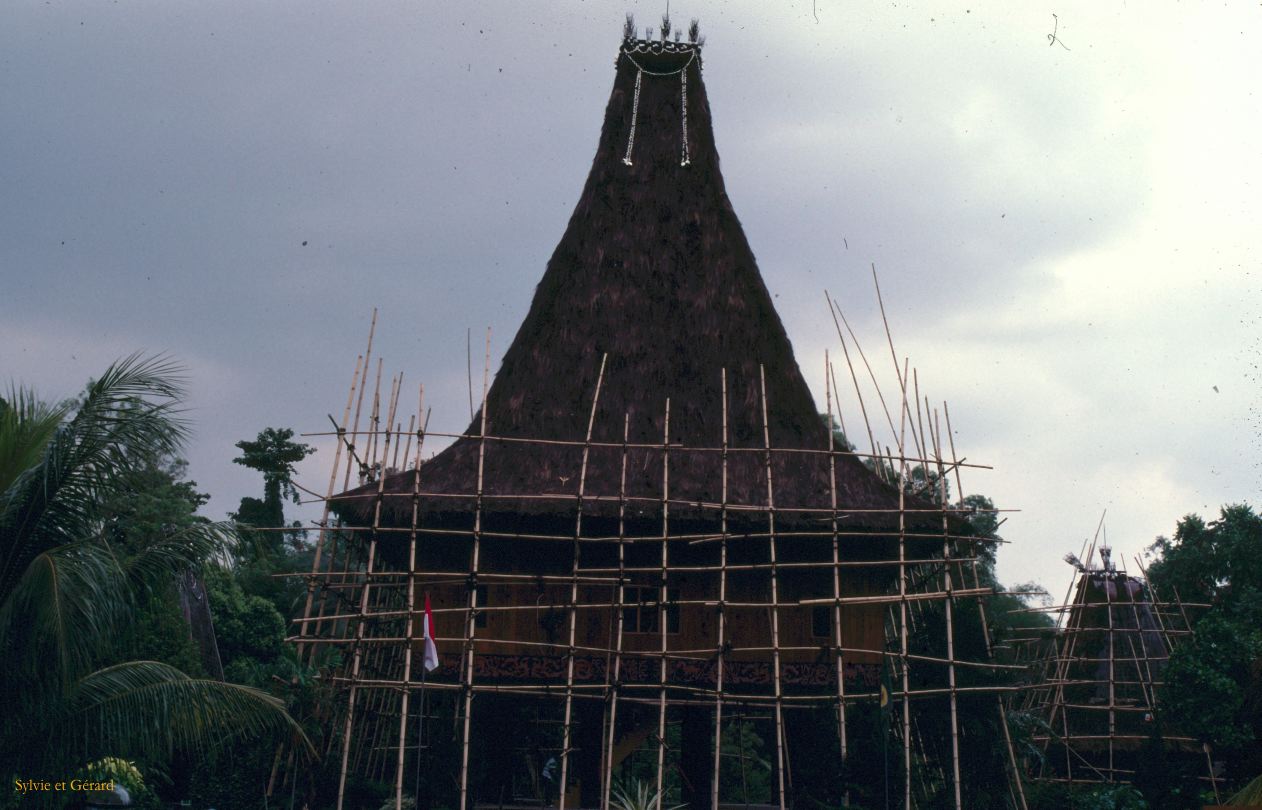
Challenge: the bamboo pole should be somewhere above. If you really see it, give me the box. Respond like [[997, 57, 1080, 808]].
[[928, 408, 962, 810], [895, 384, 912, 810], [825, 292, 882, 476], [353, 372, 403, 779], [825, 355, 850, 806], [873, 267, 924, 464], [298, 427, 992, 471], [559, 355, 607, 810], [1106, 567, 1117, 782], [337, 358, 397, 810], [758, 367, 788, 810], [654, 399, 672, 810], [600, 413, 632, 810], [827, 295, 899, 461], [299, 352, 363, 660], [942, 403, 1029, 810], [316, 311, 379, 643], [710, 369, 730, 810], [394, 387, 429, 810], [458, 328, 492, 810]]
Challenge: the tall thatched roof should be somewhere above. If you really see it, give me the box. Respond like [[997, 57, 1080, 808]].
[[335, 35, 910, 529]]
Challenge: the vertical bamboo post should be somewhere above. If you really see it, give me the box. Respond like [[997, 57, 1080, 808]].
[[1133, 555, 1179, 655], [927, 407, 962, 810], [894, 376, 912, 810], [600, 413, 632, 810], [352, 372, 403, 780], [942, 402, 1029, 810], [317, 311, 379, 642], [299, 353, 363, 659], [710, 369, 730, 810], [458, 329, 492, 810], [337, 360, 397, 810], [825, 355, 850, 805], [758, 367, 788, 810], [394, 387, 429, 810], [1106, 565, 1117, 781], [559, 355, 608, 810], [1117, 563, 1158, 713], [654, 399, 672, 810]]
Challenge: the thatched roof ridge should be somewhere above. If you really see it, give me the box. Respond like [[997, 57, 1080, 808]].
[[334, 37, 914, 529]]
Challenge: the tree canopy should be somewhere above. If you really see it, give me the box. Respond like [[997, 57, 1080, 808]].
[[0, 356, 309, 800], [1146, 504, 1262, 790]]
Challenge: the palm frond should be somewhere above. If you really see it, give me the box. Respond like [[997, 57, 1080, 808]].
[[69, 660, 314, 762], [610, 779, 683, 810], [1229, 773, 1262, 806], [124, 519, 240, 592], [1, 354, 188, 601], [0, 386, 69, 494], [0, 542, 129, 687]]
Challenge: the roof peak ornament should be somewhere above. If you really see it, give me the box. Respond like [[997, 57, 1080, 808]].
[[619, 15, 699, 168]]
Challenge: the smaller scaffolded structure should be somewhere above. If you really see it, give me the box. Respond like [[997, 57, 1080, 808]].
[[1015, 539, 1219, 793]]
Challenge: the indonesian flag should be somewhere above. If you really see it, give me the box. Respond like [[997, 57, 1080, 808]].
[[422, 593, 439, 672]]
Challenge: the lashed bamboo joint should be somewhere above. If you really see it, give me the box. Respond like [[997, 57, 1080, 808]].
[[285, 29, 1024, 810]]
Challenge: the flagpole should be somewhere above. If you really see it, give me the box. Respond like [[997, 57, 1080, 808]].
[[884, 736, 889, 810], [414, 664, 427, 809]]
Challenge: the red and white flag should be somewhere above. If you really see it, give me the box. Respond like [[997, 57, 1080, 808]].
[[422, 593, 440, 672]]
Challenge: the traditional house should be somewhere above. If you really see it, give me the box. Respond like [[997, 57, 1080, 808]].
[[298, 21, 1003, 810]]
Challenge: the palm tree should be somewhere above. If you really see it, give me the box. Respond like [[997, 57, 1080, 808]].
[[0, 355, 310, 787]]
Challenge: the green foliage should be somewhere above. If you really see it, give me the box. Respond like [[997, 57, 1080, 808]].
[[0, 356, 308, 795], [232, 427, 314, 527], [1146, 504, 1262, 789], [611, 778, 684, 810], [205, 565, 287, 686], [79, 756, 163, 810], [1027, 780, 1150, 809], [718, 721, 772, 804], [229, 426, 316, 621], [1228, 772, 1262, 806], [1164, 608, 1262, 751]]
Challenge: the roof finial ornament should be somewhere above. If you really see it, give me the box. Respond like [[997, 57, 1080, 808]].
[[622, 66, 643, 166], [679, 66, 690, 166], [619, 14, 700, 168]]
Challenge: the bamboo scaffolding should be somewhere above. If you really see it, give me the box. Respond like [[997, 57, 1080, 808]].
[[600, 413, 631, 810], [825, 356, 850, 806], [941, 403, 1028, 810], [457, 329, 492, 810], [654, 399, 671, 810], [759, 367, 788, 810], [298, 427, 992, 471], [393, 386, 428, 810], [1016, 519, 1215, 796], [336, 358, 397, 810], [558, 354, 606, 810], [301, 312, 1027, 810], [710, 370, 730, 810]]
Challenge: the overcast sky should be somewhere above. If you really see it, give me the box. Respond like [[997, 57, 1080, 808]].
[[3, 1, 1258, 595]]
